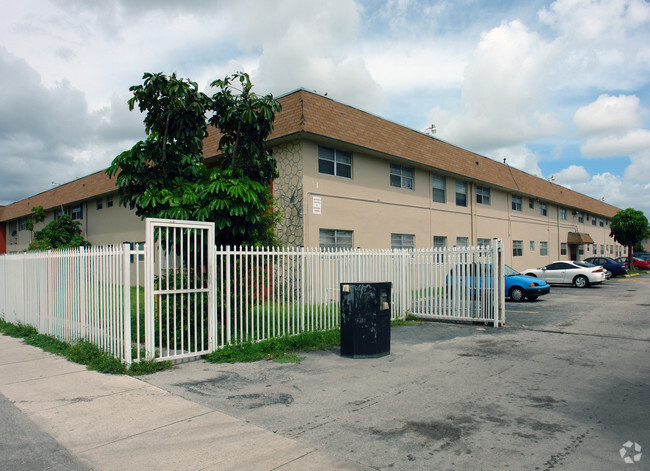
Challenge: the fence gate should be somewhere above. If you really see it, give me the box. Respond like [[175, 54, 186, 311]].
[[144, 218, 216, 361]]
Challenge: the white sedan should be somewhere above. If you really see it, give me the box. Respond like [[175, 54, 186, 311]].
[[522, 261, 607, 288]]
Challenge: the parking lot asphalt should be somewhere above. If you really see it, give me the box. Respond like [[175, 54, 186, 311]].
[[142, 274, 650, 470]]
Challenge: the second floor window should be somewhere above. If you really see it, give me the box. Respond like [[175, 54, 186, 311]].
[[539, 202, 547, 216], [560, 208, 567, 220], [456, 181, 467, 207], [512, 195, 522, 211], [390, 164, 414, 190], [318, 146, 351, 178], [432, 174, 446, 203], [476, 186, 490, 205]]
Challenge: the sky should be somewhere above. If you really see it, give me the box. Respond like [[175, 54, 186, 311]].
[[1, 0, 649, 217]]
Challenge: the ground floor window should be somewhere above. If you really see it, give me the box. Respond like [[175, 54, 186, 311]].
[[391, 233, 414, 250], [319, 229, 353, 250], [530, 241, 535, 251], [477, 238, 491, 247], [433, 236, 447, 249], [540, 241, 548, 256], [513, 240, 523, 257], [561, 243, 567, 256]]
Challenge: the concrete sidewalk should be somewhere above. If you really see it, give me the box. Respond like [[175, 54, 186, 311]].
[[0, 334, 369, 471]]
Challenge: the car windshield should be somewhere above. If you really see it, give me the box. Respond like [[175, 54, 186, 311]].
[[504, 265, 519, 276]]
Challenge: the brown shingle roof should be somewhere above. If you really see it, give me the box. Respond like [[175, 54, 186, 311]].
[[204, 88, 619, 218], [0, 170, 116, 222], [3, 88, 620, 222]]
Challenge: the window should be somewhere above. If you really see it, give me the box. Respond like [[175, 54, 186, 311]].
[[610, 244, 614, 254], [599, 218, 604, 227], [600, 244, 604, 255], [540, 241, 548, 256], [390, 164, 413, 190], [579, 245, 584, 256], [513, 240, 523, 257], [319, 229, 353, 250], [54, 204, 83, 220], [455, 180, 467, 207], [560, 208, 567, 220], [18, 219, 27, 231], [96, 198, 103, 210], [391, 233, 414, 250], [578, 213, 584, 223], [433, 236, 447, 249], [539, 202, 547, 216], [530, 241, 535, 251], [476, 186, 490, 205], [69, 204, 83, 221], [8, 221, 17, 244], [477, 238, 491, 247], [318, 145, 351, 178], [432, 174, 446, 203], [107, 196, 113, 208], [592, 216, 597, 226], [456, 237, 468, 247], [593, 244, 597, 254], [529, 198, 535, 209], [512, 195, 522, 211], [561, 243, 567, 256]]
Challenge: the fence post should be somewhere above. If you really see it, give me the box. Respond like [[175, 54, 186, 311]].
[[122, 243, 132, 364], [225, 245, 231, 345]]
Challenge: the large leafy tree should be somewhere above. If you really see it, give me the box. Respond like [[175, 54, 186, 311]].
[[29, 215, 90, 251], [209, 73, 281, 183], [107, 72, 281, 246], [610, 208, 648, 268]]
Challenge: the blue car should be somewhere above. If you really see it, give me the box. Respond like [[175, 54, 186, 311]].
[[448, 264, 550, 302]]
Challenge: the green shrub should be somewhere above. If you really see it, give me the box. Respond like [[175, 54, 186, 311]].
[[205, 328, 340, 364]]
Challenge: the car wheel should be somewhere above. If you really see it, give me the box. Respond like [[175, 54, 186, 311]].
[[510, 287, 525, 302], [573, 275, 589, 288], [527, 296, 538, 301]]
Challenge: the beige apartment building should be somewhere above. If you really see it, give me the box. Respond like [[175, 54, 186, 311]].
[[0, 88, 625, 271]]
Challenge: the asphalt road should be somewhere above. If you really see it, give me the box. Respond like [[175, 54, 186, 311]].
[[0, 391, 90, 471], [142, 274, 650, 470]]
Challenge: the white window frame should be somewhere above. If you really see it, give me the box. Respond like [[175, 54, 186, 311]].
[[391, 233, 414, 250], [390, 164, 414, 190], [432, 174, 446, 203], [319, 229, 353, 250], [476, 186, 490, 205], [318, 145, 352, 179]]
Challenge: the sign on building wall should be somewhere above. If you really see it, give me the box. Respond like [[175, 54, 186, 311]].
[[313, 196, 322, 215]]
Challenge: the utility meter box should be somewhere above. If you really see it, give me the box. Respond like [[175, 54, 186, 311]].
[[340, 282, 391, 358]]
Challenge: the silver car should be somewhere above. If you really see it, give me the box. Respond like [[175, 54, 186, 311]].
[[522, 261, 607, 288]]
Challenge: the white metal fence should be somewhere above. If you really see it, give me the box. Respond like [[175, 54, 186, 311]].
[[0, 245, 132, 363], [0, 223, 504, 364]]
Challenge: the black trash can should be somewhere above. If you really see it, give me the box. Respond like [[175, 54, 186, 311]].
[[340, 282, 391, 358]]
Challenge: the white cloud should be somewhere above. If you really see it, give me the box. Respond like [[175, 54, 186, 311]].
[[485, 145, 544, 177], [573, 94, 643, 136], [553, 165, 590, 184], [570, 172, 650, 214], [580, 129, 650, 158], [538, 0, 650, 91], [437, 20, 562, 152], [624, 149, 650, 183]]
